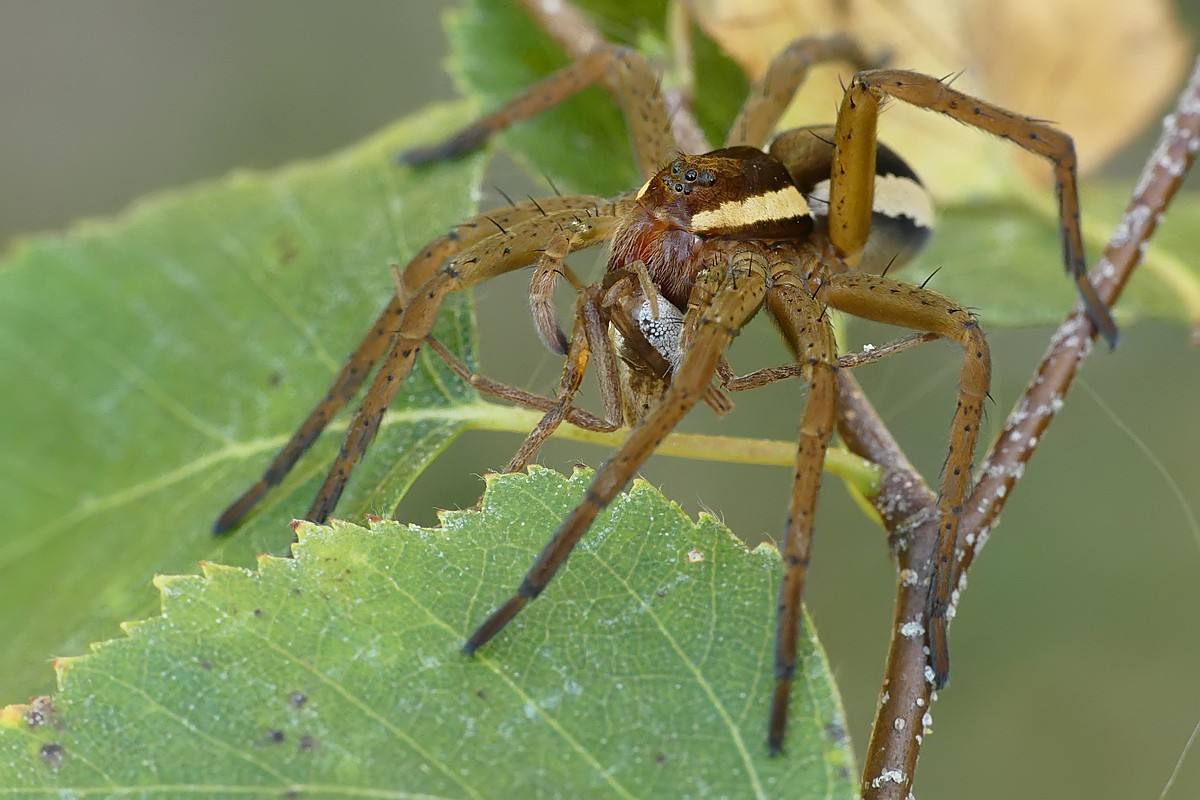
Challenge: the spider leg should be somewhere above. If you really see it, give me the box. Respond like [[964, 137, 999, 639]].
[[301, 202, 628, 524], [213, 195, 607, 534], [423, 336, 611, 433], [399, 44, 677, 178], [462, 248, 770, 655], [829, 69, 1119, 346], [602, 271, 734, 419], [212, 292, 405, 534], [825, 272, 992, 688], [717, 332, 941, 391], [527, 232, 581, 356], [725, 34, 875, 149], [761, 263, 840, 755], [504, 284, 624, 473], [835, 332, 941, 369]]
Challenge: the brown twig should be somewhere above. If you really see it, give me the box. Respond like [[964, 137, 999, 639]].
[[836, 372, 937, 797], [857, 56, 1200, 800]]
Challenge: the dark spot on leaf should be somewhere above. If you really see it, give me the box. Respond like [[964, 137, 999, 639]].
[[275, 234, 298, 265], [253, 608, 264, 618], [266, 729, 285, 744], [475, 689, 487, 700], [299, 734, 319, 752], [838, 765, 852, 782], [200, 659, 212, 670], [40, 743, 65, 772], [267, 371, 283, 388], [655, 753, 667, 764], [289, 692, 308, 709], [825, 720, 847, 744]]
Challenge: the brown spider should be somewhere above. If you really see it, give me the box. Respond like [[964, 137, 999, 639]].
[[214, 37, 1117, 753]]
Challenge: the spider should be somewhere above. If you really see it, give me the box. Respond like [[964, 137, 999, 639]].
[[214, 36, 1117, 754]]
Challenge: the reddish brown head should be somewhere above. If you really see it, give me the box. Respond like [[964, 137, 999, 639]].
[[638, 148, 815, 240], [609, 148, 814, 307]]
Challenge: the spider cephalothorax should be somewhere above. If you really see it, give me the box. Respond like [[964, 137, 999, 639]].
[[214, 36, 1115, 754], [611, 148, 816, 309]]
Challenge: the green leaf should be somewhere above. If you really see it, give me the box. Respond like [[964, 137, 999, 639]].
[[445, 3, 1200, 331], [0, 102, 487, 701], [900, 187, 1200, 330], [0, 468, 855, 798]]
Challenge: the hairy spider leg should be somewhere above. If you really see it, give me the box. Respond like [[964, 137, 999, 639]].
[[302, 203, 629, 524], [462, 246, 769, 654], [527, 232, 579, 356], [830, 69, 1118, 347], [725, 34, 875, 149], [400, 44, 677, 178], [717, 332, 941, 391], [214, 194, 608, 534], [762, 261, 840, 755], [503, 282, 623, 473], [602, 270, 735, 419], [825, 273, 991, 688], [423, 336, 611, 433], [827, 69, 1114, 686]]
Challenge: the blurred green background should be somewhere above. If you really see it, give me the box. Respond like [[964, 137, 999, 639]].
[[2, 2, 1198, 799]]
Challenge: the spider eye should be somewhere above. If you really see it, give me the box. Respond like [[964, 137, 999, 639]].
[[698, 171, 715, 187], [684, 168, 698, 182], [671, 163, 681, 175]]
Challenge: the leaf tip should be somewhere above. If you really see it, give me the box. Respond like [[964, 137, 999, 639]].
[[197, 561, 221, 578], [255, 552, 292, 576], [51, 657, 79, 683], [290, 518, 319, 540], [152, 573, 189, 595], [118, 619, 148, 636], [751, 541, 781, 560]]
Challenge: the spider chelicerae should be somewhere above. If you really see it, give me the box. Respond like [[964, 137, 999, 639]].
[[214, 36, 1117, 753]]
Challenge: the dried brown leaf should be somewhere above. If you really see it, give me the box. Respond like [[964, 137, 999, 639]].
[[690, 0, 1188, 194], [964, 0, 1190, 178]]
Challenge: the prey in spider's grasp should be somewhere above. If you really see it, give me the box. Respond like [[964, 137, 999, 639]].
[[214, 38, 1117, 754]]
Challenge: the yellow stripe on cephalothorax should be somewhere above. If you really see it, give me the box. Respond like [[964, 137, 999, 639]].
[[691, 186, 811, 234]]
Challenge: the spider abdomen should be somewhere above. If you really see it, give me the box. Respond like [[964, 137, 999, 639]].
[[769, 126, 935, 272]]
